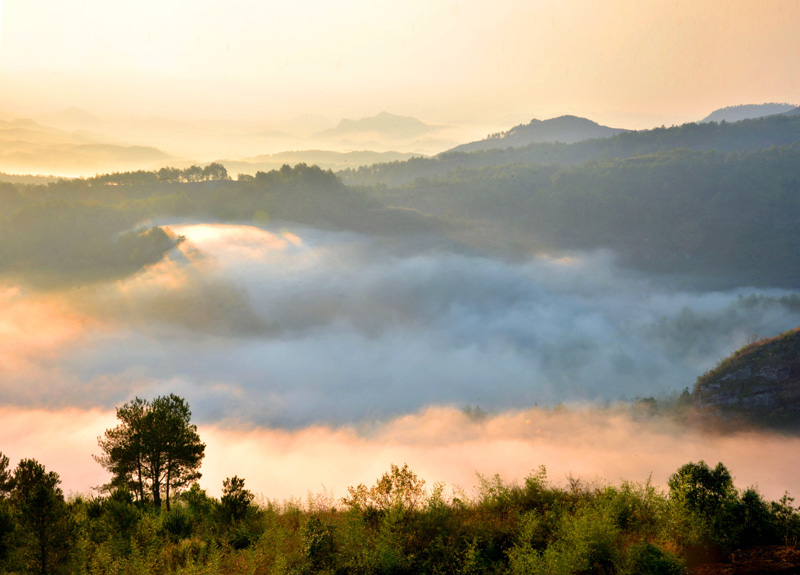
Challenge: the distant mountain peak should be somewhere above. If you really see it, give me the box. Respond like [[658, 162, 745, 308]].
[[37, 106, 104, 128], [316, 112, 436, 140]]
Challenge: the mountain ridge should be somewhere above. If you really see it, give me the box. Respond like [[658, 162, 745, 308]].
[[314, 111, 437, 140], [700, 103, 797, 124], [447, 115, 628, 153]]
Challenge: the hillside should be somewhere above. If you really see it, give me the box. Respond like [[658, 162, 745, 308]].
[[346, 142, 800, 289], [0, 163, 449, 288], [448, 115, 627, 153], [694, 328, 800, 429], [342, 113, 800, 187], [701, 103, 797, 123]]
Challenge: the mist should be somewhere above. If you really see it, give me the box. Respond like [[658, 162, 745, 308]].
[[4, 223, 800, 426]]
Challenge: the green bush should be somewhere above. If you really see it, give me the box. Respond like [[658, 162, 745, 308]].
[[622, 542, 683, 575]]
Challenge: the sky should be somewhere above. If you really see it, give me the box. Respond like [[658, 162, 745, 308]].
[[1, 0, 799, 131]]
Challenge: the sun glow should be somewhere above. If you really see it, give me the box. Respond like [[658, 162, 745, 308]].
[[169, 224, 301, 259], [0, 285, 96, 374]]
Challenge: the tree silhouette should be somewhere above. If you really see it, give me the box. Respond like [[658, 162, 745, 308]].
[[96, 394, 205, 510], [10, 459, 72, 575]]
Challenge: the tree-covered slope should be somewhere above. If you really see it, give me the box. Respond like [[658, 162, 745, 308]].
[[360, 145, 800, 288], [342, 113, 800, 187], [0, 163, 446, 288]]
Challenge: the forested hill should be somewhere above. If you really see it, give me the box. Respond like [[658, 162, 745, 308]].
[[694, 327, 800, 430], [448, 115, 627, 153], [341, 113, 800, 187], [5, 110, 800, 291], [356, 145, 800, 288], [0, 163, 444, 288]]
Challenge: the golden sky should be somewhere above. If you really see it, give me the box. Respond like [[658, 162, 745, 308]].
[[1, 0, 799, 129]]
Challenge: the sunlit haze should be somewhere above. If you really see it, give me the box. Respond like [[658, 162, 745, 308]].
[[1, 1, 799, 132]]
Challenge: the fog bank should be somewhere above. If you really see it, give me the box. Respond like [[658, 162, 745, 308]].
[[4, 223, 799, 428], [1, 406, 797, 504]]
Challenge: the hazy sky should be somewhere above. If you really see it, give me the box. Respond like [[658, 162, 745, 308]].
[[1, 0, 799, 129]]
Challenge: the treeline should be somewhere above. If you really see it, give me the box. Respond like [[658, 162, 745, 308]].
[[2, 452, 799, 575], [85, 162, 229, 186]]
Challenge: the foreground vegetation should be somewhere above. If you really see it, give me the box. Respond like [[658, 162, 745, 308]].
[[1, 450, 798, 575]]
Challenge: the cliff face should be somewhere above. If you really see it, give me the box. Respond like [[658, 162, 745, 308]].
[[694, 328, 800, 429]]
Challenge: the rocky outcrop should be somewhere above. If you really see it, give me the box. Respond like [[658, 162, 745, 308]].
[[694, 328, 800, 429]]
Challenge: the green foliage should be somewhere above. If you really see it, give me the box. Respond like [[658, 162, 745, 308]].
[[599, 479, 669, 539], [665, 460, 791, 555], [219, 476, 255, 524], [343, 113, 800, 187], [668, 461, 735, 522], [9, 458, 74, 575], [161, 505, 194, 542], [509, 504, 623, 575], [0, 452, 12, 497], [351, 143, 800, 287], [735, 488, 779, 548], [155, 163, 229, 183], [182, 483, 216, 529], [301, 515, 336, 572], [102, 488, 141, 540], [4, 126, 800, 290], [0, 197, 180, 287], [3, 448, 800, 574], [622, 542, 683, 575], [0, 497, 13, 567], [342, 463, 426, 513], [667, 460, 738, 552]]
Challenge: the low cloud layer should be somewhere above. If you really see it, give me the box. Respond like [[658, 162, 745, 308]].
[[3, 222, 800, 428]]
